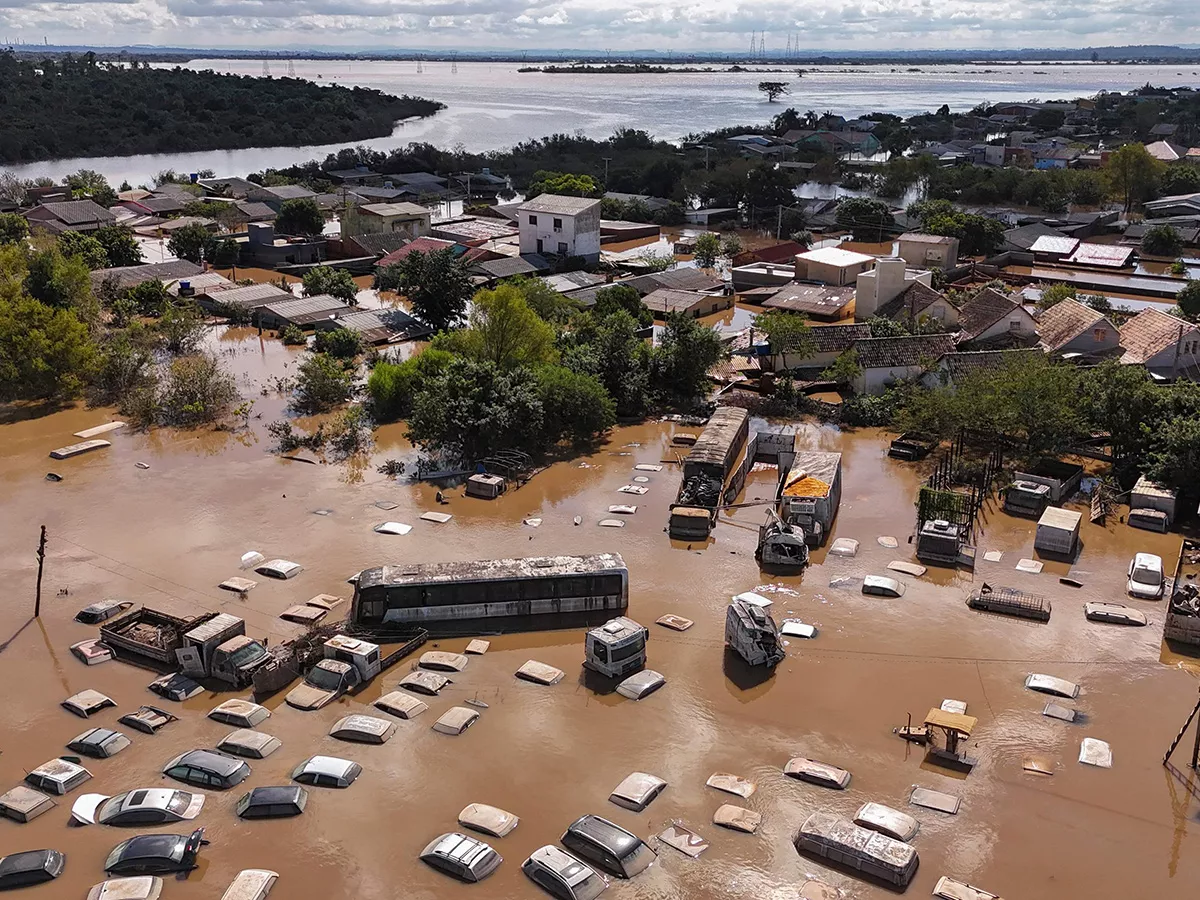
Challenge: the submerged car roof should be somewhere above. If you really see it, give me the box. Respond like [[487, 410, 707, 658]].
[[425, 833, 493, 868], [242, 786, 304, 805], [169, 750, 246, 776], [0, 849, 63, 876], [566, 815, 641, 857], [299, 755, 357, 777], [111, 834, 186, 861]]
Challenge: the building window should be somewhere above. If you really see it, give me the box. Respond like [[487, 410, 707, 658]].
[[1010, 319, 1021, 331], [1093, 328, 1107, 342], [557, 242, 568, 255], [528, 215, 537, 225], [553, 217, 563, 230]]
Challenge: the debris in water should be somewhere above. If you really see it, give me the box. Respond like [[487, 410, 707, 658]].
[[599, 519, 625, 528], [658, 822, 708, 858], [877, 535, 899, 549], [375, 500, 399, 511], [135, 461, 150, 470], [45, 472, 63, 482], [465, 639, 490, 655], [465, 697, 489, 709], [375, 521, 412, 535], [618, 484, 648, 495], [828, 576, 856, 588], [219, 576, 257, 593], [609, 505, 637, 514], [1024, 755, 1054, 775], [573, 515, 582, 526], [312, 508, 333, 516], [1060, 576, 1083, 588], [888, 561, 927, 577], [799, 881, 839, 900], [633, 475, 650, 483], [656, 614, 694, 631], [523, 517, 542, 527], [828, 538, 859, 557], [1015, 558, 1044, 574], [983, 550, 1004, 562], [1078, 737, 1112, 768], [634, 463, 661, 472], [421, 511, 453, 524]]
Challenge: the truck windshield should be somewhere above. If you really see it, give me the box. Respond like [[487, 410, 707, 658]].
[[226, 642, 267, 668], [306, 666, 344, 690], [612, 638, 645, 662]]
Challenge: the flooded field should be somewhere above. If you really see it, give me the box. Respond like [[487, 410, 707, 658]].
[[1, 335, 1199, 898]]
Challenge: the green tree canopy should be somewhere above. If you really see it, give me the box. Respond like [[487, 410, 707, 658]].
[[1141, 224, 1183, 257], [93, 226, 143, 267], [302, 266, 359, 303], [0, 292, 97, 401], [651, 312, 724, 402], [64, 169, 116, 207], [692, 232, 721, 268], [167, 223, 218, 265], [593, 284, 652, 327], [313, 327, 363, 359], [535, 364, 616, 446], [1178, 279, 1200, 321], [525, 170, 602, 199], [835, 197, 896, 243], [376, 248, 473, 332], [1103, 143, 1164, 213], [366, 347, 455, 422], [276, 198, 325, 237], [758, 81, 790, 103], [294, 352, 353, 413], [755, 309, 815, 370], [0, 213, 29, 246], [459, 284, 557, 370], [58, 231, 108, 269], [26, 246, 94, 315], [907, 199, 1006, 256]]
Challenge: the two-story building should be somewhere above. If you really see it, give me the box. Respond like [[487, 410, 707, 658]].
[[896, 233, 960, 270], [517, 195, 602, 264]]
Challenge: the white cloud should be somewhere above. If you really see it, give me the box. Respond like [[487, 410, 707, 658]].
[[0, 0, 1198, 49]]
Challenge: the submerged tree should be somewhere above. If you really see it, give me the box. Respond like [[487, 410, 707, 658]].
[[758, 81, 790, 103]]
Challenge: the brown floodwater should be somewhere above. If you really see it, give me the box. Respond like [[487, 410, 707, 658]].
[[2, 333, 1199, 899]]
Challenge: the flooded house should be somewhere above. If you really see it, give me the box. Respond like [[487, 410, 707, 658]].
[[1036, 298, 1120, 359], [849, 333, 957, 395]]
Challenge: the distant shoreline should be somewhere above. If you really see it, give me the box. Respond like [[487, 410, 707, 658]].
[[518, 64, 796, 75]]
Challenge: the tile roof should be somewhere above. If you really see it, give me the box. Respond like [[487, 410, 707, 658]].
[[89, 259, 202, 291], [33, 199, 116, 226], [376, 237, 459, 267], [874, 282, 950, 321], [1119, 308, 1199, 365], [472, 256, 540, 279], [1067, 242, 1134, 268], [640, 288, 712, 314], [958, 288, 1021, 339], [936, 348, 1044, 380], [808, 323, 872, 353], [137, 196, 188, 214], [852, 333, 956, 369], [542, 271, 605, 293], [1036, 298, 1106, 351], [1145, 140, 1188, 162], [622, 268, 724, 295], [517, 194, 602, 215], [761, 283, 856, 318], [234, 201, 277, 220]]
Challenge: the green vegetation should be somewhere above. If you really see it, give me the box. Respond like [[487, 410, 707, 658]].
[[167, 224, 219, 265], [835, 198, 895, 242], [593, 284, 652, 327], [294, 352, 353, 414], [0, 214, 29, 246], [1178, 280, 1200, 321], [907, 199, 1006, 256], [302, 266, 358, 304], [313, 327, 363, 359], [756, 309, 815, 370], [0, 51, 443, 163], [94, 226, 143, 267], [526, 170, 602, 199], [1141, 224, 1184, 257], [758, 81, 790, 103], [280, 324, 308, 346], [1104, 143, 1164, 213], [692, 232, 721, 268], [276, 198, 325, 237], [434, 284, 557, 370], [375, 248, 474, 332]]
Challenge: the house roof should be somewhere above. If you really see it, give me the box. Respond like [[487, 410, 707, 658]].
[[137, 196, 188, 214], [796, 246, 876, 268], [623, 268, 724, 295], [1029, 235, 1080, 256], [166, 271, 233, 296], [390, 171, 447, 186], [472, 256, 540, 279], [262, 295, 351, 325], [761, 283, 855, 318], [958, 288, 1021, 339], [431, 217, 520, 243], [199, 176, 258, 198], [852, 333, 956, 369], [603, 191, 670, 210], [542, 271, 605, 293], [640, 288, 712, 314], [1003, 222, 1067, 251], [517, 194, 601, 215], [256, 184, 316, 200], [351, 232, 417, 258], [936, 348, 1044, 380], [332, 308, 432, 344], [874, 282, 950, 321], [1119, 308, 1199, 365], [808, 323, 873, 353], [1145, 140, 1189, 162], [325, 167, 380, 180], [360, 202, 430, 218], [89, 259, 202, 291], [348, 186, 411, 202], [1067, 242, 1134, 268], [1036, 298, 1107, 351], [376, 237, 459, 267], [898, 232, 957, 245], [233, 201, 277, 220], [206, 282, 293, 309], [1150, 123, 1179, 136], [31, 199, 115, 226]]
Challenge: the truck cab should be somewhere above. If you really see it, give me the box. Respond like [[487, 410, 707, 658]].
[[175, 614, 265, 687], [583, 617, 648, 679], [209, 635, 271, 687], [725, 600, 785, 668], [323, 635, 382, 681]]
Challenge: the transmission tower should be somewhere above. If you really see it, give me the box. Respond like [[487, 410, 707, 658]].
[[451, 50, 458, 74], [287, 59, 296, 77], [758, 34, 765, 58], [261, 57, 270, 77], [749, 31, 757, 59]]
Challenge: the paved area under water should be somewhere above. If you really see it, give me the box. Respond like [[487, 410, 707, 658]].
[[1, 337, 1199, 898]]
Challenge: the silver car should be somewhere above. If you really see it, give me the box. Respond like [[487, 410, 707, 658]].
[[420, 833, 501, 883], [522, 845, 607, 900]]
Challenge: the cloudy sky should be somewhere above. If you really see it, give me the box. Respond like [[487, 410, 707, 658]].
[[1, 0, 1199, 52]]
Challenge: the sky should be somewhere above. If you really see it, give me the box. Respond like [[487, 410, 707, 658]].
[[1, 0, 1200, 53]]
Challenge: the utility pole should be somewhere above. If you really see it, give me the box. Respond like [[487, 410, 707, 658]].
[[776, 204, 782, 240], [34, 525, 46, 618], [602, 157, 611, 184]]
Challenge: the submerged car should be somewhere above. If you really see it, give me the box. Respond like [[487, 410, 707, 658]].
[[560, 815, 656, 878], [75, 600, 134, 625], [862, 576, 905, 598], [1025, 673, 1080, 699], [608, 773, 666, 812], [104, 829, 207, 875], [1084, 602, 1148, 627], [217, 730, 282, 760], [85, 876, 163, 900], [220, 869, 278, 900], [1127, 553, 1164, 600], [72, 789, 205, 827], [147, 673, 204, 702], [0, 850, 65, 890], [25, 759, 92, 796], [285, 660, 360, 711], [236, 786, 307, 820], [67, 728, 132, 759], [118, 706, 178, 735], [207, 699, 271, 729], [291, 756, 361, 789], [162, 750, 250, 790], [783, 757, 852, 790], [522, 845, 608, 900], [420, 833, 502, 883]]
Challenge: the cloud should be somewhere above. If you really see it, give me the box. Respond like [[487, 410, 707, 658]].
[[0, 0, 1197, 49]]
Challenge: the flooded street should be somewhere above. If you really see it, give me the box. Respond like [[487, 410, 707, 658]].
[[1, 336, 1199, 898]]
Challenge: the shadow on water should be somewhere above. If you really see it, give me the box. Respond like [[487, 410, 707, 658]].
[[0, 400, 72, 425], [578, 667, 622, 696], [0, 616, 36, 655], [722, 647, 776, 692]]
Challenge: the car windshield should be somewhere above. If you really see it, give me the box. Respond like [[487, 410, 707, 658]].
[[167, 793, 190, 815], [306, 667, 344, 690], [622, 842, 656, 876], [104, 846, 126, 870], [98, 796, 125, 820], [1132, 566, 1161, 585]]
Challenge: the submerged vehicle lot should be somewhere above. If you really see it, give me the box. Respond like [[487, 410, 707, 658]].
[[0, 406, 1197, 899]]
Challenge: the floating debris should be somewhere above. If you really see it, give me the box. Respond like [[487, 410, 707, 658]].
[[658, 822, 708, 858], [888, 561, 927, 577], [375, 500, 399, 511], [877, 535, 899, 549], [609, 505, 637, 514], [523, 517, 542, 528], [311, 508, 333, 516], [656, 614, 693, 631], [983, 550, 1004, 562], [599, 519, 625, 528], [218, 577, 257, 593], [465, 639, 490, 655], [633, 476, 650, 483], [828, 538, 859, 557], [1015, 558, 1044, 574], [134, 462, 150, 470], [45, 472, 63, 482], [617, 484, 648, 495], [1079, 737, 1112, 768], [74, 421, 126, 440], [50, 439, 111, 460], [421, 511, 453, 524], [1024, 756, 1054, 776], [634, 463, 662, 472]]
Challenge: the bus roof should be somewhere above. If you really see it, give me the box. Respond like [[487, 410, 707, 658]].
[[357, 553, 627, 589]]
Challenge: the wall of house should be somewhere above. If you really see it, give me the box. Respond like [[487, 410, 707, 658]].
[[342, 212, 430, 240], [897, 237, 959, 270], [806, 259, 873, 286], [1144, 330, 1200, 375], [853, 364, 923, 395], [519, 207, 601, 262], [1059, 320, 1120, 356], [769, 348, 842, 371], [975, 307, 1037, 343]]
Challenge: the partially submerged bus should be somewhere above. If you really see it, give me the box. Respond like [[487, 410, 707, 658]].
[[351, 554, 629, 635]]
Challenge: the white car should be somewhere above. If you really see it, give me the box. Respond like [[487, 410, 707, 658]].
[[72, 789, 205, 826], [1127, 553, 1164, 599]]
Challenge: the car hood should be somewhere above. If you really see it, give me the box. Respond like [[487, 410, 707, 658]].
[[72, 792, 110, 824], [286, 684, 336, 710], [1128, 579, 1161, 597]]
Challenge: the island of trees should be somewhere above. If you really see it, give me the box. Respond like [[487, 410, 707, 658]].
[[0, 51, 444, 164]]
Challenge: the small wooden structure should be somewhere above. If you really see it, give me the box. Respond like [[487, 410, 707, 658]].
[[924, 708, 978, 771]]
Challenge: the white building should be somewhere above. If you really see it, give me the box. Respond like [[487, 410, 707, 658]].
[[793, 246, 876, 286], [896, 233, 960, 270], [517, 194, 602, 263], [854, 257, 935, 319]]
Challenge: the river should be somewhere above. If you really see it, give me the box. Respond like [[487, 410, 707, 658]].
[[5, 61, 1200, 186], [1, 321, 1199, 898]]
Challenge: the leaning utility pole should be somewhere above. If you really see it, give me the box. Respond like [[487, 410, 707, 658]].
[[34, 525, 46, 618], [1164, 686, 1200, 770]]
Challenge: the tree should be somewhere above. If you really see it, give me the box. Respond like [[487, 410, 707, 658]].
[[593, 284, 651, 327], [743, 164, 794, 214], [93, 226, 142, 267], [462, 284, 557, 370], [1145, 415, 1200, 493], [1178, 280, 1200, 321], [294, 352, 353, 413], [509, 275, 576, 323], [377, 249, 473, 331], [167, 223, 217, 264], [26, 247, 94, 314], [64, 169, 116, 207], [835, 197, 895, 243], [1160, 165, 1200, 197], [0, 213, 28, 246], [58, 231, 108, 269], [651, 312, 723, 402], [155, 301, 205, 354], [406, 357, 544, 462], [276, 198, 325, 236], [1080, 360, 1158, 474], [302, 266, 358, 303], [525, 170, 602, 198], [535, 365, 616, 446], [1036, 282, 1077, 311], [758, 81, 789, 103], [562, 309, 650, 417], [366, 347, 454, 422], [720, 233, 744, 258], [693, 232, 721, 268], [907, 199, 1006, 256], [1104, 143, 1163, 213], [822, 349, 863, 388], [124, 279, 170, 317], [0, 294, 97, 401], [1141, 224, 1183, 257], [756, 309, 815, 371], [211, 239, 241, 268], [148, 354, 239, 427], [313, 327, 362, 359]]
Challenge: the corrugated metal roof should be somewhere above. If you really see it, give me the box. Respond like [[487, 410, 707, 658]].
[[1067, 242, 1134, 268], [208, 283, 293, 309], [641, 288, 710, 314], [263, 295, 350, 325], [684, 407, 749, 469], [518, 194, 602, 215], [1029, 235, 1080, 256]]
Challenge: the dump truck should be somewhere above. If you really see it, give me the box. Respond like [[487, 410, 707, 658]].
[[776, 451, 842, 547], [725, 599, 785, 668], [1003, 459, 1083, 517], [100, 608, 221, 667], [668, 408, 750, 540]]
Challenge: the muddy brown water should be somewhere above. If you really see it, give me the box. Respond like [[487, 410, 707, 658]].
[[2, 330, 1199, 898]]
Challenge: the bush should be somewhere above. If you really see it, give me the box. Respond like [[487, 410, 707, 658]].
[[156, 301, 205, 354], [280, 324, 307, 345], [133, 354, 239, 428], [313, 327, 362, 358], [841, 388, 903, 426], [276, 198, 325, 236], [302, 266, 358, 303], [123, 279, 170, 317], [1179, 280, 1200, 321], [366, 347, 454, 421], [692, 232, 720, 268], [294, 352, 352, 413], [1141, 224, 1183, 257], [535, 365, 616, 446]]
